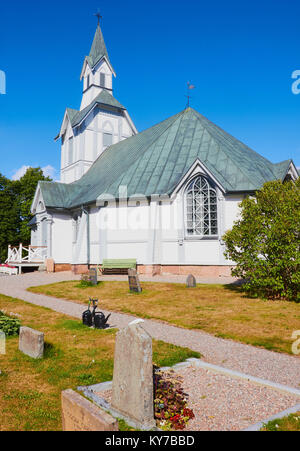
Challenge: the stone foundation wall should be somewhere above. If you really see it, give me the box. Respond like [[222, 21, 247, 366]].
[[137, 265, 234, 277], [71, 265, 89, 275], [54, 264, 72, 273], [52, 263, 233, 278]]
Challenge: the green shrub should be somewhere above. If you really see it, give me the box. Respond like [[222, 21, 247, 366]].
[[76, 274, 96, 288], [223, 179, 300, 302], [76, 280, 94, 288], [0, 311, 21, 336]]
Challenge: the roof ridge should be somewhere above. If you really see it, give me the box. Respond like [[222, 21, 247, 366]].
[[71, 110, 186, 204], [49, 107, 290, 210], [189, 109, 273, 189], [156, 109, 196, 194], [96, 111, 186, 194], [191, 108, 274, 167], [128, 111, 187, 194], [93, 109, 186, 174]]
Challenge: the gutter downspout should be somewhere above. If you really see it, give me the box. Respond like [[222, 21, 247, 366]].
[[81, 206, 90, 267]]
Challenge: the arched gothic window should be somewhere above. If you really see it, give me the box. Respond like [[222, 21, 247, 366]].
[[185, 176, 218, 237]]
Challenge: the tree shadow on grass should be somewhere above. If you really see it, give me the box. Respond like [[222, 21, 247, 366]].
[[43, 342, 64, 360], [223, 279, 257, 299]]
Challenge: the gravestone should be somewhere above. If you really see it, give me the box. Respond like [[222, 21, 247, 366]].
[[62, 389, 118, 431], [0, 330, 5, 355], [128, 269, 142, 293], [19, 326, 44, 359], [89, 268, 98, 286], [111, 320, 155, 430], [186, 274, 197, 288]]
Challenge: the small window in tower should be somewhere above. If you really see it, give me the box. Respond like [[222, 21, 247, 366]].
[[87, 74, 90, 89], [68, 137, 74, 166], [103, 133, 113, 150], [100, 73, 106, 88]]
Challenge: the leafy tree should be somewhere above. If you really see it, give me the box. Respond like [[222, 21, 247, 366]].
[[0, 174, 20, 262], [0, 168, 51, 263], [223, 179, 300, 302], [14, 168, 51, 244]]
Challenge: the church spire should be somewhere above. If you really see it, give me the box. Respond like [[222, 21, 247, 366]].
[[80, 16, 116, 110], [88, 21, 111, 69]]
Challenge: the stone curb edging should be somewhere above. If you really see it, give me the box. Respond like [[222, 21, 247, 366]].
[[242, 403, 300, 431], [77, 360, 193, 431], [186, 358, 300, 432], [78, 358, 300, 432], [186, 359, 300, 398]]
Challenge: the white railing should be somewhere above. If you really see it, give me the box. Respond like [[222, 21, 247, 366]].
[[6, 244, 47, 264]]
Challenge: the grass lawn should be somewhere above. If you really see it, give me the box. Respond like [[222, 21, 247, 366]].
[[262, 412, 300, 431], [29, 281, 300, 355], [0, 294, 200, 431]]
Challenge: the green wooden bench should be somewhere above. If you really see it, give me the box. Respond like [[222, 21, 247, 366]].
[[101, 259, 137, 275]]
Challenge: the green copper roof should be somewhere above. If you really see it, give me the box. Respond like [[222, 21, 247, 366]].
[[42, 108, 294, 209], [87, 25, 114, 72], [67, 90, 125, 129], [66, 108, 78, 124], [37, 182, 83, 209], [273, 160, 292, 180]]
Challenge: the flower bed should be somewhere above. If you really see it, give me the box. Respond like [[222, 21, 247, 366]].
[[154, 367, 195, 430]]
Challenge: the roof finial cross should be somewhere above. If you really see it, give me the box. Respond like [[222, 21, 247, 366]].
[[94, 9, 102, 26]]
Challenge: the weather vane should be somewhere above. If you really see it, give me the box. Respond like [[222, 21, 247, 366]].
[[185, 81, 196, 108], [94, 9, 102, 26]]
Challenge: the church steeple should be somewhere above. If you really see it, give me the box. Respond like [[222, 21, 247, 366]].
[[58, 14, 137, 184], [80, 21, 116, 110], [88, 25, 112, 70]]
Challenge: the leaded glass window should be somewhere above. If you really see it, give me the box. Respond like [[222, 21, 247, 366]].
[[185, 176, 218, 237]]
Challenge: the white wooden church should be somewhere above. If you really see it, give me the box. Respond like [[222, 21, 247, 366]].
[[26, 22, 298, 276]]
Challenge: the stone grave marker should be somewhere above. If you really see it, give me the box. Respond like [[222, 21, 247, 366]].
[[186, 274, 197, 288], [62, 389, 118, 431], [111, 319, 155, 430], [89, 268, 98, 286], [19, 326, 44, 359], [0, 330, 5, 355], [128, 269, 142, 293]]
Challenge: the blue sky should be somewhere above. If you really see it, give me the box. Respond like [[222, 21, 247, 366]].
[[0, 0, 299, 180]]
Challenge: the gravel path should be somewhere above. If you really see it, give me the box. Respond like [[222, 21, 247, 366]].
[[0, 271, 299, 390]]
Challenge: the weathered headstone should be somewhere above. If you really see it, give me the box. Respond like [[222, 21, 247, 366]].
[[111, 320, 155, 430], [0, 330, 5, 355], [19, 326, 44, 359], [186, 274, 197, 288], [128, 269, 142, 293], [62, 389, 118, 431], [89, 268, 98, 286]]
